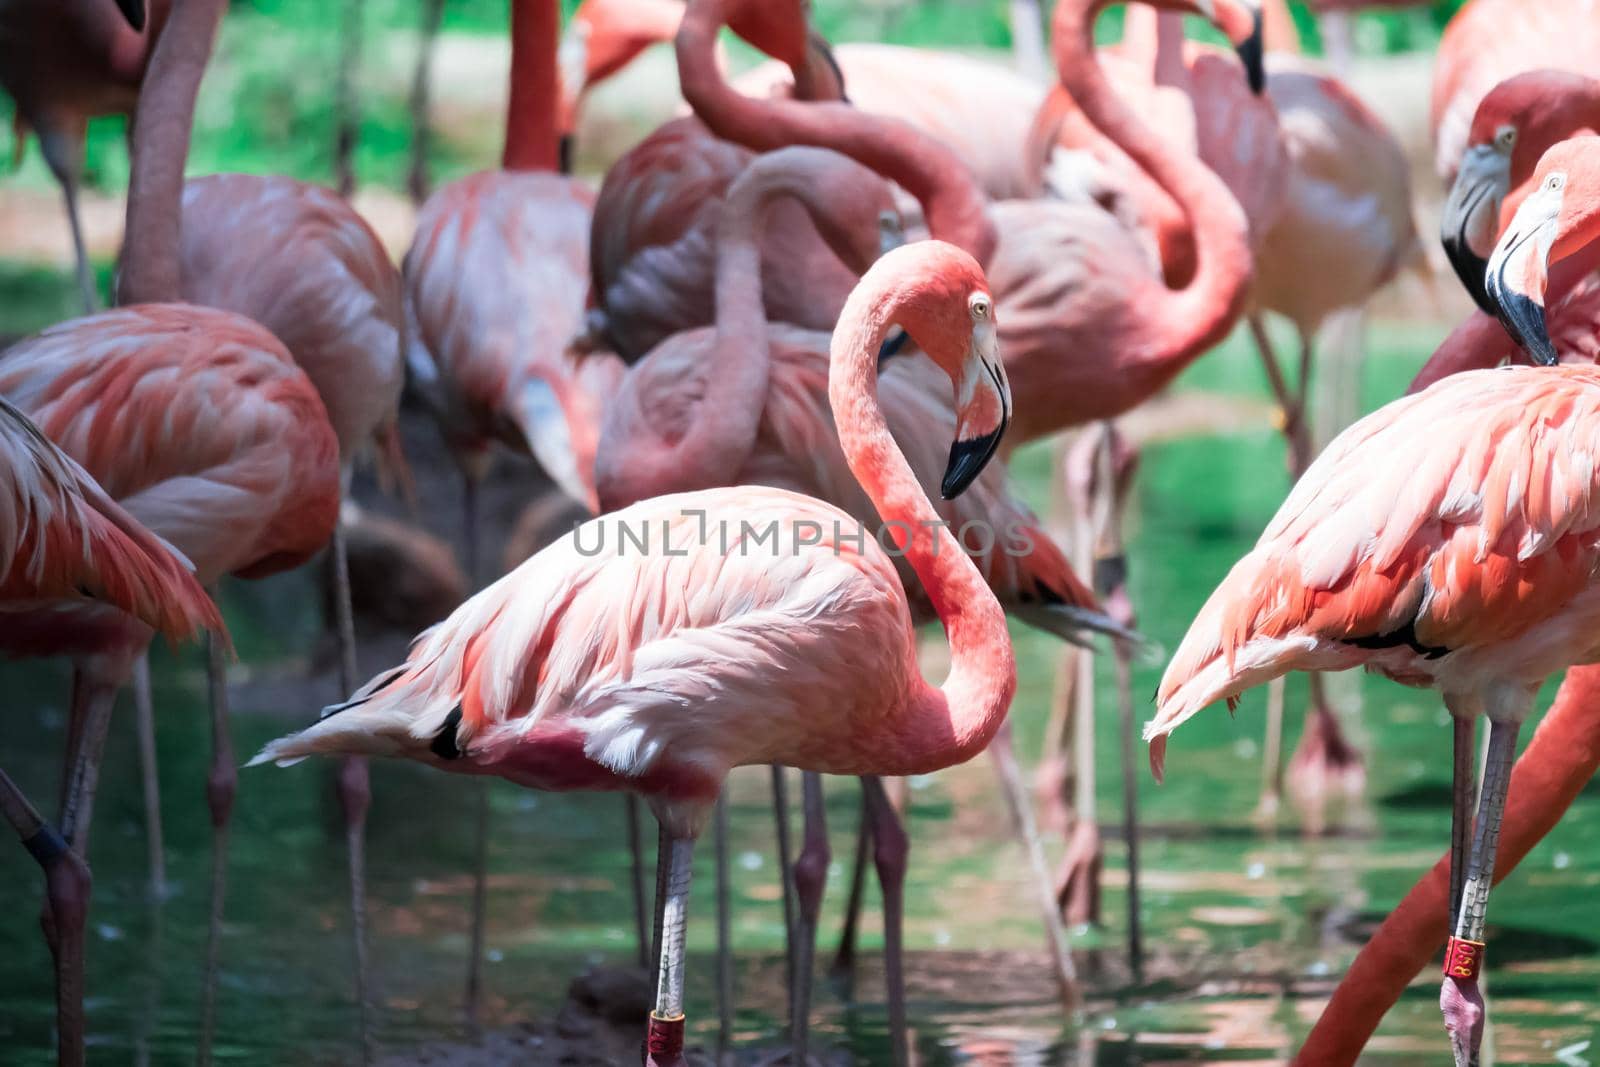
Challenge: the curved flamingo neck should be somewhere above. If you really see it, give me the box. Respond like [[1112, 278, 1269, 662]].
[[504, 0, 561, 171], [827, 255, 1015, 773], [1122, 8, 1187, 86], [1053, 0, 1253, 364], [119, 0, 224, 306], [677, 0, 997, 266]]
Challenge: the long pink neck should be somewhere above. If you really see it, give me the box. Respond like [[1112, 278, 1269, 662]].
[[118, 0, 223, 306], [1053, 0, 1253, 366], [1122, 8, 1187, 86], [827, 259, 1016, 774], [677, 0, 996, 266], [504, 0, 560, 171]]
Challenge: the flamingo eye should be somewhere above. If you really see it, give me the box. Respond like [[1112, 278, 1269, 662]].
[[1496, 126, 1516, 149], [969, 294, 992, 319], [1548, 172, 1566, 192]]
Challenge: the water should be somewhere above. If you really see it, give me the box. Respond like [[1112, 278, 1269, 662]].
[[4, 329, 1600, 1065]]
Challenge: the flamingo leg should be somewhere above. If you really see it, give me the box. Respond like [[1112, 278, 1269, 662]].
[[131, 655, 166, 898], [58, 666, 119, 856], [770, 765, 797, 992], [333, 0, 363, 199], [829, 804, 869, 997], [59, 172, 98, 316], [649, 820, 669, 1008], [861, 776, 909, 1067], [1449, 714, 1476, 924], [645, 833, 697, 1067], [1113, 638, 1143, 984], [198, 629, 235, 1067], [1442, 717, 1520, 1067], [627, 793, 651, 968], [458, 472, 493, 1029], [713, 791, 733, 1061], [407, 0, 446, 205], [987, 722, 1078, 1007], [3, 768, 90, 1067], [790, 771, 830, 1063], [330, 516, 376, 1063]]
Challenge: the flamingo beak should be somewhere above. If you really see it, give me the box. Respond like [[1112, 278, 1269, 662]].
[[115, 0, 146, 30], [515, 375, 599, 511], [1441, 144, 1512, 315], [1234, 5, 1266, 95], [942, 323, 1009, 500], [1485, 174, 1565, 367]]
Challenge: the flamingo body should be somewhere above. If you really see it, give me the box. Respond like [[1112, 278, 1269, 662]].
[[1149, 364, 1600, 773], [177, 174, 404, 460], [0, 305, 342, 586]]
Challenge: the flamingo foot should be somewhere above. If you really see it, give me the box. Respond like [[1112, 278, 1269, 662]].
[[1054, 815, 1102, 929], [1286, 704, 1366, 835], [1440, 975, 1485, 1066]]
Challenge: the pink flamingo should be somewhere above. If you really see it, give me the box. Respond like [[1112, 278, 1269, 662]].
[[597, 145, 1107, 1056], [1431, 0, 1600, 183], [0, 395, 222, 1067], [556, 0, 687, 154], [1147, 138, 1600, 1066], [176, 169, 405, 1055], [253, 239, 1017, 1067], [1, 0, 343, 1057], [0, 0, 164, 311]]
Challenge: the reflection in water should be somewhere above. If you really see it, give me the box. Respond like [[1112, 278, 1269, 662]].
[[3, 397, 1600, 1066]]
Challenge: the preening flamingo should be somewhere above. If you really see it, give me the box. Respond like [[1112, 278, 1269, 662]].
[[1148, 140, 1600, 1064], [0, 0, 343, 1058], [1441, 70, 1600, 312], [0, 395, 221, 1067], [176, 168, 405, 1057], [0, 0, 164, 311], [597, 145, 1110, 1054], [254, 239, 1017, 1067], [1431, 0, 1600, 183]]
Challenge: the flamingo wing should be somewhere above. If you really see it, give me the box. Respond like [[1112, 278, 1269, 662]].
[[1150, 365, 1600, 772]]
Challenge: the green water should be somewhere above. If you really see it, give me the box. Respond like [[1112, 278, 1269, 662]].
[[3, 325, 1600, 1066]]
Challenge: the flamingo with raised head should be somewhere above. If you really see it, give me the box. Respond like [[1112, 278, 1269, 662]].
[[0, 395, 222, 1067], [1147, 137, 1600, 1067], [597, 145, 1110, 1056], [254, 239, 1017, 1067], [0, 0, 343, 1059]]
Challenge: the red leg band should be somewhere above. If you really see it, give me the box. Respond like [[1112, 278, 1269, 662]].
[[1443, 936, 1486, 981], [646, 1012, 685, 1062]]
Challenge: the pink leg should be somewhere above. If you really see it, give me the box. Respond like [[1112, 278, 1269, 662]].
[[4, 768, 91, 1067], [1441, 717, 1520, 1067], [861, 777, 909, 1067], [789, 771, 830, 1063], [199, 631, 235, 1067], [829, 805, 869, 997]]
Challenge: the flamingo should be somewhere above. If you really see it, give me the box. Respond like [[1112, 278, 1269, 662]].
[[597, 145, 1110, 1056], [253, 239, 1017, 1067], [175, 168, 404, 1057], [403, 0, 640, 1023], [0, 395, 222, 1067], [1294, 666, 1600, 1066], [1440, 70, 1600, 313], [0, 0, 163, 311], [1431, 0, 1600, 184], [0, 0, 343, 1058], [1146, 137, 1600, 1067]]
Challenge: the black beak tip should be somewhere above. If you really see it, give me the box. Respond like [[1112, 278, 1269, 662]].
[[1236, 10, 1265, 95], [1489, 284, 1560, 367], [941, 428, 1004, 500], [558, 134, 574, 176], [114, 0, 146, 31]]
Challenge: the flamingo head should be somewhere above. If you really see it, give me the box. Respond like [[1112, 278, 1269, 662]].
[[1485, 136, 1600, 367], [1444, 72, 1600, 313], [867, 242, 1011, 498]]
